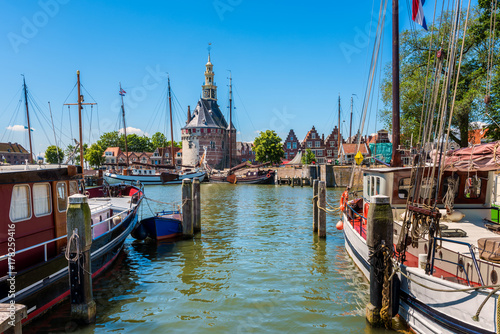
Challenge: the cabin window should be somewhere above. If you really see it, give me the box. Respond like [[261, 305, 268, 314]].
[[56, 182, 68, 212], [398, 178, 412, 199], [69, 181, 78, 196], [464, 176, 481, 199], [370, 176, 375, 196], [376, 177, 381, 195], [10, 184, 31, 222], [33, 183, 51, 217]]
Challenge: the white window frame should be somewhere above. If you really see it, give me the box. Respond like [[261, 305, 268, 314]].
[[56, 182, 68, 213], [33, 183, 52, 217], [10, 184, 32, 222]]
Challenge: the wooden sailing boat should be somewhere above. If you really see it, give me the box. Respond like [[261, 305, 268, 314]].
[[341, 1, 500, 333], [104, 77, 206, 185], [0, 71, 144, 323]]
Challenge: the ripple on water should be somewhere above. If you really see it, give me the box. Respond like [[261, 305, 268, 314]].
[[25, 185, 390, 334]]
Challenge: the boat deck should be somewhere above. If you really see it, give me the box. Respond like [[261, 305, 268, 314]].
[[88, 196, 135, 213]]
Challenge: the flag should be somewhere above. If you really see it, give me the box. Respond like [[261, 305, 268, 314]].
[[412, 0, 428, 30], [119, 88, 126, 96]]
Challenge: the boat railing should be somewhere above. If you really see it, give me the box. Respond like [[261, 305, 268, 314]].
[[91, 208, 130, 239], [0, 208, 130, 266], [346, 203, 367, 239], [430, 237, 484, 287]]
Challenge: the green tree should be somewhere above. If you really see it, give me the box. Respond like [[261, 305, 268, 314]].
[[151, 132, 168, 149], [85, 143, 105, 168], [127, 134, 153, 152], [380, 4, 500, 147], [301, 148, 316, 164], [45, 145, 64, 164], [253, 130, 284, 164], [97, 131, 123, 151], [73, 144, 88, 166]]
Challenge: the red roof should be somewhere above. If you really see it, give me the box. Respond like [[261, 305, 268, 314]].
[[342, 143, 369, 154]]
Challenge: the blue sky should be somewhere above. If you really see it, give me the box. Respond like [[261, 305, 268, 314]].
[[0, 0, 425, 156]]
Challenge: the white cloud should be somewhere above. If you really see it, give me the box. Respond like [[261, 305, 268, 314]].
[[7, 125, 34, 132], [119, 127, 149, 137]]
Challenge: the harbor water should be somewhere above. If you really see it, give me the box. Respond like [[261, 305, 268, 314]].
[[26, 184, 390, 333]]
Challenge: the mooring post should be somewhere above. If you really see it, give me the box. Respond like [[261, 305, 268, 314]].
[[309, 177, 313, 187], [313, 180, 319, 232], [182, 179, 193, 237], [66, 194, 96, 324], [318, 181, 326, 238], [192, 178, 201, 232], [291, 177, 295, 187], [366, 195, 393, 327]]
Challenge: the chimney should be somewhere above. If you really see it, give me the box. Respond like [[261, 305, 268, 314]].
[[322, 134, 324, 141], [187, 105, 191, 124]]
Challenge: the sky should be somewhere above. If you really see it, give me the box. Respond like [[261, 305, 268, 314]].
[[0, 0, 427, 157]]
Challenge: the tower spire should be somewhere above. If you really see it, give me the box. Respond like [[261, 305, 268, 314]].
[[202, 48, 217, 100]]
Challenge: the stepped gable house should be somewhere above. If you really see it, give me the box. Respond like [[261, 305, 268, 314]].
[[181, 54, 236, 169], [303, 126, 326, 164], [283, 129, 301, 161], [324, 126, 341, 163]]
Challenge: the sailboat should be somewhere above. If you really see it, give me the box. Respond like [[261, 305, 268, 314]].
[[0, 72, 144, 323], [341, 1, 500, 333], [103, 77, 206, 185], [207, 73, 275, 184]]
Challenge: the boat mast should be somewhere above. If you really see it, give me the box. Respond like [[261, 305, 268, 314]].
[[228, 71, 233, 169], [391, 0, 401, 167], [120, 82, 129, 168], [349, 96, 353, 143], [168, 76, 175, 168], [22, 76, 34, 164], [338, 94, 341, 160]]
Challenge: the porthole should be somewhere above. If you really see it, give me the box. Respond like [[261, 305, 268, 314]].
[[491, 270, 498, 284]]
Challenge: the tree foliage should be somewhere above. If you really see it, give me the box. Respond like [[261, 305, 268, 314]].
[[380, 3, 500, 147], [45, 145, 64, 164], [85, 143, 105, 168], [253, 130, 284, 164], [151, 132, 168, 149], [301, 148, 316, 165]]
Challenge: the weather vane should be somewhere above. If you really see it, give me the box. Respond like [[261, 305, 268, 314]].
[[208, 42, 212, 55]]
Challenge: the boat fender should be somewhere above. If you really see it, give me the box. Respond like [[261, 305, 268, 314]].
[[131, 223, 148, 240], [112, 216, 121, 226], [363, 202, 370, 223], [340, 191, 348, 211], [336, 220, 343, 230], [445, 210, 465, 222], [391, 274, 400, 317]]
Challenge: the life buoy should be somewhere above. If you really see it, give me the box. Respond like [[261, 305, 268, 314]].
[[267, 172, 272, 178], [339, 191, 348, 211]]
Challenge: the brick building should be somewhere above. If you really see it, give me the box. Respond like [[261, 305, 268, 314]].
[[181, 54, 236, 169], [324, 126, 341, 163], [303, 126, 326, 164], [0, 142, 31, 165], [236, 142, 255, 163], [283, 129, 301, 161]]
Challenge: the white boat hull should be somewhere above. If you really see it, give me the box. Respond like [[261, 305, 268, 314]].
[[104, 171, 206, 185], [342, 212, 499, 334]]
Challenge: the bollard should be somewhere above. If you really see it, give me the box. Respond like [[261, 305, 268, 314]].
[[66, 194, 96, 324], [313, 180, 319, 232], [366, 195, 393, 327], [182, 179, 193, 237], [318, 181, 326, 238], [192, 178, 201, 232]]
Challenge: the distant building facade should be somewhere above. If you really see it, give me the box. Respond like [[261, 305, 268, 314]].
[[0, 142, 30, 165], [181, 54, 236, 169], [324, 126, 341, 163], [303, 126, 326, 164], [236, 142, 255, 163], [283, 129, 301, 161]]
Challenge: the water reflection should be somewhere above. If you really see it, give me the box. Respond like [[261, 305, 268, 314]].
[[25, 184, 390, 333]]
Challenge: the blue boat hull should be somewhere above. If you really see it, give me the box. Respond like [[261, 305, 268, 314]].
[[140, 213, 182, 240]]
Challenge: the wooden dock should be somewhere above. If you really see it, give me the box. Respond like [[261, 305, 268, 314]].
[[0, 303, 27, 334]]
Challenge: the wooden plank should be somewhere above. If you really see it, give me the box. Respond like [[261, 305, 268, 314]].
[[0, 304, 27, 333]]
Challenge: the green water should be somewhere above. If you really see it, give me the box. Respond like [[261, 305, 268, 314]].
[[26, 184, 390, 333]]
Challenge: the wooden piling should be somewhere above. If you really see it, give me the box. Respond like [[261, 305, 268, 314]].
[[192, 178, 201, 232], [0, 304, 26, 334], [309, 177, 313, 187], [66, 194, 96, 324], [182, 179, 193, 237], [366, 195, 393, 327], [291, 177, 295, 187], [313, 180, 319, 232], [318, 181, 326, 238]]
